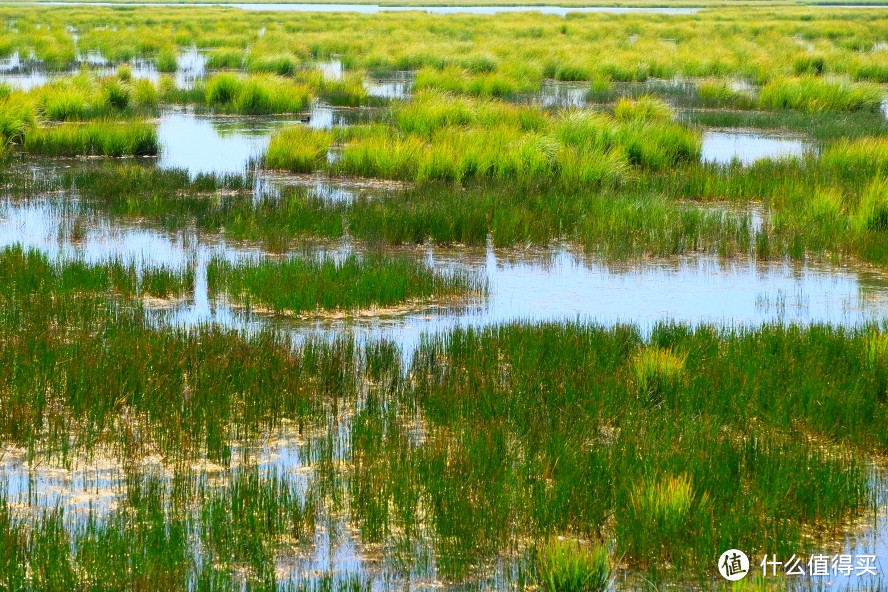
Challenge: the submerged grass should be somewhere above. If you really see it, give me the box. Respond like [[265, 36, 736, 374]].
[[0, 246, 886, 586], [208, 254, 482, 315], [65, 165, 344, 249], [0, 244, 194, 300]]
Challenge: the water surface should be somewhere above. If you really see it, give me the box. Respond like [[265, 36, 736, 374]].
[[702, 130, 809, 165]]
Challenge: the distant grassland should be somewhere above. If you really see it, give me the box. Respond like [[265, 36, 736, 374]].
[[3, 4, 888, 86], [0, 0, 792, 6]]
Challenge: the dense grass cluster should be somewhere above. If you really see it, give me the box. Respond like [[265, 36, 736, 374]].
[[0, 245, 194, 299], [22, 120, 159, 156], [266, 92, 700, 188], [208, 254, 482, 314], [204, 73, 313, 115], [29, 71, 159, 121]]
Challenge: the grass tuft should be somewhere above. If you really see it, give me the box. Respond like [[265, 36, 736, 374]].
[[536, 538, 611, 592]]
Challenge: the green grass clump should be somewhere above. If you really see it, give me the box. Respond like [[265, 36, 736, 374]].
[[27, 74, 159, 121], [852, 176, 888, 232], [264, 125, 333, 173], [0, 93, 37, 152], [245, 53, 298, 76], [0, 245, 193, 300], [613, 95, 673, 123], [414, 65, 522, 98], [697, 79, 756, 109], [23, 121, 158, 157], [264, 92, 699, 187], [207, 254, 480, 314], [821, 137, 888, 179], [632, 347, 687, 406], [206, 48, 243, 69], [536, 538, 610, 592], [319, 74, 370, 107], [204, 72, 241, 104], [156, 47, 178, 73], [204, 73, 312, 115], [622, 474, 709, 563], [758, 76, 883, 113]]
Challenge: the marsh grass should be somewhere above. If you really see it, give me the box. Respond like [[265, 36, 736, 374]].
[[0, 244, 194, 300], [0, 243, 366, 462], [265, 92, 700, 187], [682, 108, 888, 142], [0, 242, 886, 586], [66, 165, 344, 247], [60, 164, 754, 258], [319, 74, 372, 107], [264, 125, 333, 173], [758, 76, 883, 113], [156, 47, 178, 73], [536, 538, 611, 592], [0, 93, 37, 152], [25, 74, 160, 121], [697, 79, 756, 110], [204, 73, 312, 115], [0, 465, 325, 591], [414, 65, 529, 98], [23, 120, 158, 156], [613, 95, 673, 123], [207, 254, 482, 314], [398, 322, 881, 579], [632, 347, 687, 407]]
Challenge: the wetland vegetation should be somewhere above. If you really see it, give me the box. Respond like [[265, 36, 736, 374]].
[[3, 2, 888, 591]]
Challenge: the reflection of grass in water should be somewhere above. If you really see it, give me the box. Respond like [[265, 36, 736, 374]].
[[1, 248, 887, 587], [0, 244, 194, 299], [207, 253, 483, 314], [681, 108, 888, 142], [65, 164, 345, 249], [41, 154, 888, 264]]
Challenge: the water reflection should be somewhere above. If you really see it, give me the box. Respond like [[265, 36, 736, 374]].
[[702, 130, 809, 165]]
